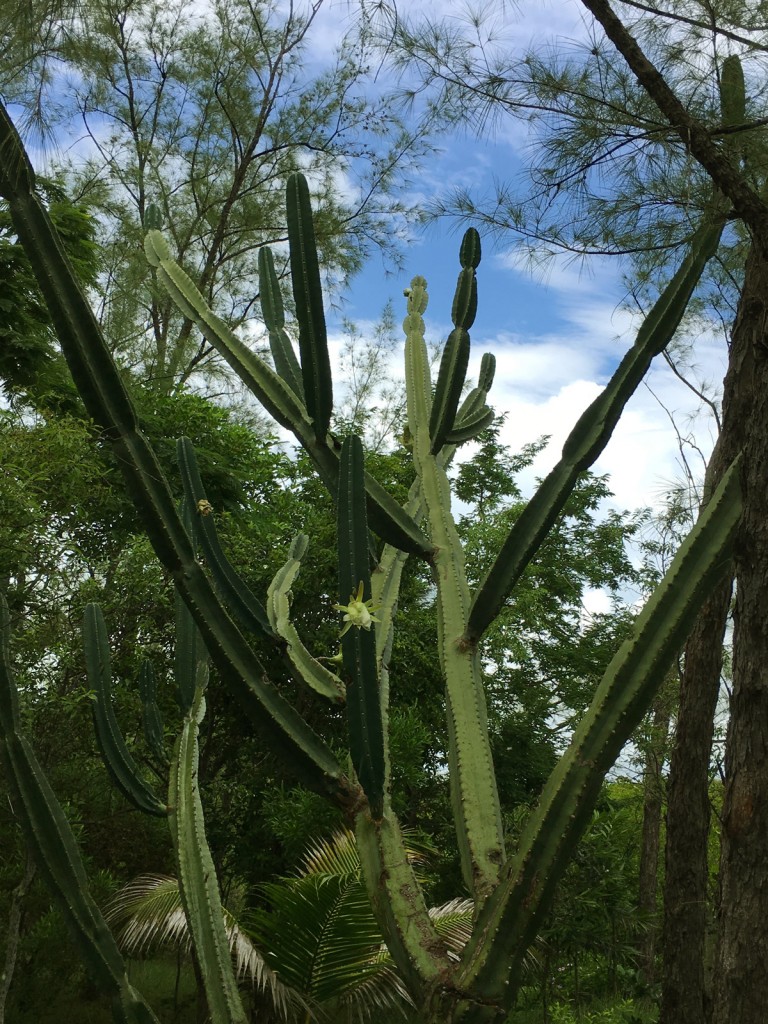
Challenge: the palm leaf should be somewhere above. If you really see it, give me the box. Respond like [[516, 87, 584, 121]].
[[104, 874, 302, 1021]]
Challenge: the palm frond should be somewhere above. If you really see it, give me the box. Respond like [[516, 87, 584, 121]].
[[105, 873, 303, 1021]]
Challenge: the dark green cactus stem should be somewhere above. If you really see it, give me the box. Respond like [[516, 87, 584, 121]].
[[465, 211, 727, 646], [338, 434, 385, 817], [258, 246, 305, 402], [478, 352, 495, 392], [720, 54, 745, 128], [460, 227, 482, 269], [84, 604, 167, 817], [169, 686, 248, 1024], [144, 203, 164, 230], [137, 661, 166, 765], [0, 104, 355, 808], [452, 270, 478, 330], [455, 458, 742, 1014], [286, 172, 333, 440], [430, 328, 471, 454], [403, 276, 505, 898], [177, 437, 275, 641], [0, 598, 161, 1023]]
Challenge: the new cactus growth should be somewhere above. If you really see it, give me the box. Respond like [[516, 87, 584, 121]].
[[0, 96, 742, 1023]]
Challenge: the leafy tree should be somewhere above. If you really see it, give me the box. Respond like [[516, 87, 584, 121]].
[[3, 0, 436, 394]]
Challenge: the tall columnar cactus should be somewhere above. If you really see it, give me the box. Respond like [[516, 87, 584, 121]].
[[0, 97, 742, 1024]]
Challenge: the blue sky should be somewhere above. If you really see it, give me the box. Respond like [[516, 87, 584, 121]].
[[321, 0, 726, 534], [19, 0, 727, 542]]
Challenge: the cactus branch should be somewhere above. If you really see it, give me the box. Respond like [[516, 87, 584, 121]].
[[456, 457, 742, 1010], [0, 599, 161, 1022], [403, 277, 505, 898], [83, 604, 167, 817], [466, 213, 727, 645]]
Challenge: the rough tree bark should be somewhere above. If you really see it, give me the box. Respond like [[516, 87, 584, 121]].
[[660, 453, 736, 1024], [0, 851, 35, 1024], [637, 694, 671, 990], [711, 241, 768, 1024]]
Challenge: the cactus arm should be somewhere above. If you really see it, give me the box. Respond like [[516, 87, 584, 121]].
[[0, 599, 161, 1022], [465, 213, 727, 646], [151, 236, 433, 558], [154, 258, 314, 435], [456, 457, 742, 1010], [267, 536, 346, 703], [258, 246, 306, 402], [137, 661, 167, 765], [356, 810, 452, 1000], [177, 438, 276, 641], [83, 604, 168, 818], [286, 173, 333, 439], [169, 686, 249, 1024], [338, 434, 386, 818], [0, 108, 355, 808], [403, 276, 505, 898], [446, 406, 495, 446], [430, 328, 471, 455]]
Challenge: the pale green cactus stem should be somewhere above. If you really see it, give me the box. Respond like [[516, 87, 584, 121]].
[[268, 535, 346, 703], [452, 457, 742, 1015], [403, 275, 504, 900], [169, 685, 249, 1024]]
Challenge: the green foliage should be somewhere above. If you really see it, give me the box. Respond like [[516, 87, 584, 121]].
[[0, 94, 741, 1022], [0, 177, 98, 410]]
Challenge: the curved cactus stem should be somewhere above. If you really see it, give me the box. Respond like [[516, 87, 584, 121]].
[[177, 438, 275, 641], [446, 406, 495, 446], [403, 276, 505, 899], [153, 245, 432, 558], [338, 434, 385, 818], [356, 808, 452, 1002], [169, 686, 248, 1024], [84, 604, 167, 817], [137, 661, 167, 765], [267, 536, 346, 704], [258, 246, 305, 403], [455, 457, 742, 1011], [0, 106, 355, 809], [465, 213, 727, 646], [156, 259, 313, 434], [0, 598, 161, 1022], [286, 173, 333, 440]]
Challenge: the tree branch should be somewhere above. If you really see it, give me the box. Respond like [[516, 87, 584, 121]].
[[579, 0, 768, 242]]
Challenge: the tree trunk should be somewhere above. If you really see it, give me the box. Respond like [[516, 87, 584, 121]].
[[0, 851, 35, 1024], [711, 241, 768, 1024], [658, 574, 731, 1024], [637, 695, 671, 989]]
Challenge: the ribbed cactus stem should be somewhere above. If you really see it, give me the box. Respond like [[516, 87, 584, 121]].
[[466, 212, 727, 645], [0, 598, 161, 1023], [455, 457, 742, 1011], [403, 276, 504, 898], [169, 686, 248, 1024]]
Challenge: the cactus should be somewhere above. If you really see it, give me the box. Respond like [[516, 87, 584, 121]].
[[0, 599, 161, 1023], [83, 603, 167, 817], [0, 95, 741, 1024]]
